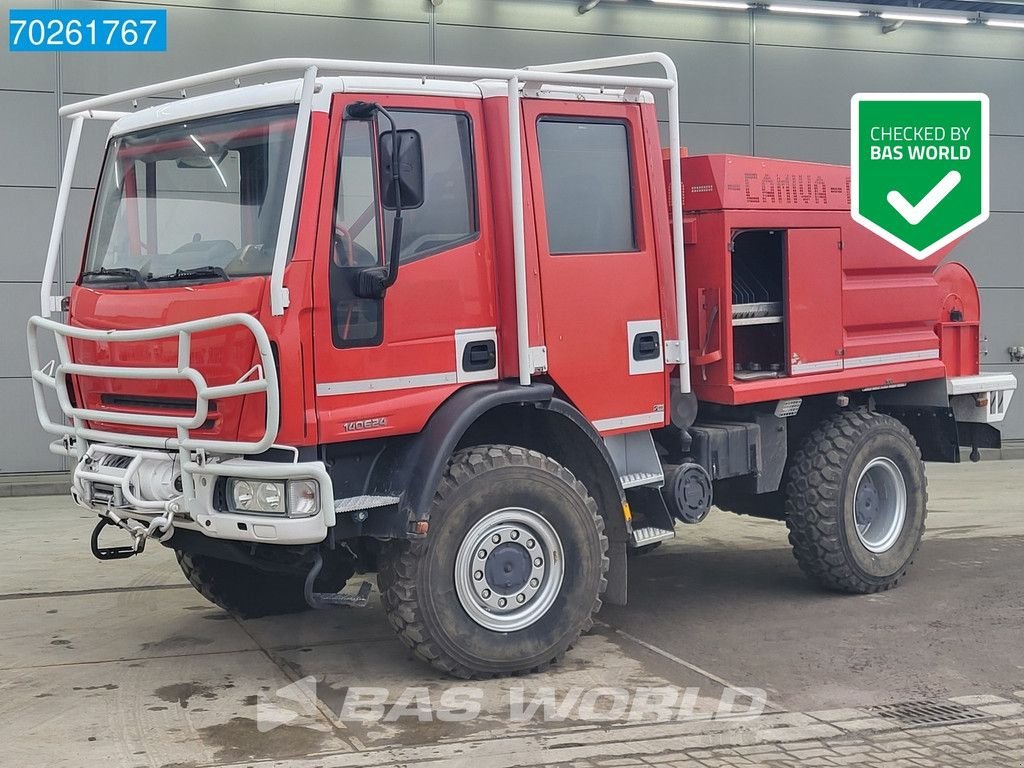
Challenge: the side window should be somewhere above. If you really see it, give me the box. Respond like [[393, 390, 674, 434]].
[[536, 119, 636, 255], [383, 110, 477, 263], [330, 120, 384, 348]]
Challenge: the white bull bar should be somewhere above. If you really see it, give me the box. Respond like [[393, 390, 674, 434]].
[[26, 312, 335, 545], [27, 312, 280, 456]]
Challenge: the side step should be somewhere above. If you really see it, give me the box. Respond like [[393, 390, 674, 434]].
[[629, 526, 675, 548], [620, 472, 663, 489]]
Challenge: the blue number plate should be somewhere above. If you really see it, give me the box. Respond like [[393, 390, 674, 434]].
[[9, 9, 167, 52]]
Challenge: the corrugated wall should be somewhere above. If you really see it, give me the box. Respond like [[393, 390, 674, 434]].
[[1, 0, 1020, 473]]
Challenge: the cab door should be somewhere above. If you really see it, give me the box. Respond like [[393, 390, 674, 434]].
[[523, 100, 666, 433], [311, 94, 497, 445]]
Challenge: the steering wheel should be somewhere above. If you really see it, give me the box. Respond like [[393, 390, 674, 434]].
[[229, 243, 270, 273], [333, 224, 379, 268], [333, 225, 355, 268]]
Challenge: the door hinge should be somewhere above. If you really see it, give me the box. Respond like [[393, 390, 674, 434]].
[[528, 346, 548, 373]]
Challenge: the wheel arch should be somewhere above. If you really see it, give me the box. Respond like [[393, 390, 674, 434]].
[[366, 382, 629, 604], [456, 396, 630, 605]]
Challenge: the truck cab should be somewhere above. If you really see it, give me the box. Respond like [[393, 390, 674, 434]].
[[28, 55, 1016, 679]]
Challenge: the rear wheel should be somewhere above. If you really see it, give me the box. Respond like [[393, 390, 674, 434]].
[[784, 409, 927, 593], [378, 445, 608, 678]]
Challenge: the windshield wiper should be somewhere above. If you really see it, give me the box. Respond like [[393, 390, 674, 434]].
[[80, 266, 148, 288], [149, 266, 230, 283]]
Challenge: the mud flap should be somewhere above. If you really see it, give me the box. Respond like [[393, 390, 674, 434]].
[[604, 540, 627, 605]]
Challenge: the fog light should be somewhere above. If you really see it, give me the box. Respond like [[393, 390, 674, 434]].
[[228, 479, 285, 514], [287, 479, 319, 518]]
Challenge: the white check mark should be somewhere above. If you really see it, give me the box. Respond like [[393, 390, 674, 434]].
[[886, 170, 962, 225]]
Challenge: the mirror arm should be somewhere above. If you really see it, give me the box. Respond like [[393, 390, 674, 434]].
[[348, 101, 403, 299], [376, 104, 402, 291]]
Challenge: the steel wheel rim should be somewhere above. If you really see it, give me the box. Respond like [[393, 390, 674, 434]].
[[454, 506, 564, 632], [853, 457, 908, 553]]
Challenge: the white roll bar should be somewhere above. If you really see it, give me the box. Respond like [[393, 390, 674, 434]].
[[44, 55, 688, 392]]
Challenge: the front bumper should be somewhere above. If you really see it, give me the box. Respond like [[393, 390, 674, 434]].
[[73, 444, 335, 546]]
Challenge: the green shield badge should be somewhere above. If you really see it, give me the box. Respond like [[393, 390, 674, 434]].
[[851, 93, 989, 260]]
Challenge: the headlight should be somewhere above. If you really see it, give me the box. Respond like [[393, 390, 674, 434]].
[[256, 481, 283, 511], [233, 481, 254, 509], [227, 478, 319, 517]]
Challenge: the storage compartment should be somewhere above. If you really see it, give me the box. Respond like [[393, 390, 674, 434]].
[[731, 230, 785, 379]]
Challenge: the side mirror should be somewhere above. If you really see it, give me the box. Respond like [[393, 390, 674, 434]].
[[379, 129, 424, 210]]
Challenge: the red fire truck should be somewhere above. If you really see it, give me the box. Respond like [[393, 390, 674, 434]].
[[28, 54, 1016, 678]]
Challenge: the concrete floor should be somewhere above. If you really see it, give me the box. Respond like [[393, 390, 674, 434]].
[[1, 460, 1022, 767]]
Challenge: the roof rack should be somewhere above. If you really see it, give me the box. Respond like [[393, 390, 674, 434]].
[[44, 54, 689, 393]]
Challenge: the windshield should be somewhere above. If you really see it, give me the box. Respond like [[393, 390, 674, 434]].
[[82, 105, 298, 285]]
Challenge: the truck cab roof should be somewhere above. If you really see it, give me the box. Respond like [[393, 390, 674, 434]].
[[109, 75, 655, 137]]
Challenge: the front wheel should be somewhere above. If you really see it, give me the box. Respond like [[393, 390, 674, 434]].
[[378, 445, 608, 678], [175, 550, 353, 618], [784, 409, 927, 594]]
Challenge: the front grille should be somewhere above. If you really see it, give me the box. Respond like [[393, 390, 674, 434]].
[[867, 700, 991, 728], [100, 394, 217, 412]]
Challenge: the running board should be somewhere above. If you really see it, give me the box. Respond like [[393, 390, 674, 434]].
[[630, 526, 675, 548], [620, 472, 664, 489], [334, 494, 400, 514]]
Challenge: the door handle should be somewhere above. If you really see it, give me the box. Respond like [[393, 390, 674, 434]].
[[632, 332, 661, 361], [462, 340, 496, 372]]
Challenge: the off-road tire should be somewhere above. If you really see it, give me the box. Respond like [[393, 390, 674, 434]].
[[378, 445, 608, 679], [784, 409, 927, 594], [175, 551, 351, 618]]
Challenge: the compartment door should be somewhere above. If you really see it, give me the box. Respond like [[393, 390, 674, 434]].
[[786, 228, 844, 375]]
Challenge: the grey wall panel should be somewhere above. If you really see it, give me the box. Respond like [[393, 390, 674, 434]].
[[0, 188, 58, 283], [62, 190, 96, 282], [673, 122, 752, 155], [440, 0, 750, 45], [0, 0, 56, 91], [754, 126, 848, 164], [2, 283, 59, 378], [0, 91, 58, 187], [990, 136, 1024, 213], [953, 214, 1024, 290], [978, 288, 1024, 367], [756, 15, 1024, 61], [753, 45, 1024, 135], [61, 2, 431, 95], [0, 378, 63, 473], [436, 26, 751, 127]]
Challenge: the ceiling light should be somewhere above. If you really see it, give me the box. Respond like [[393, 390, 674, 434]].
[[769, 4, 863, 17], [651, 0, 751, 10], [985, 18, 1024, 29], [878, 11, 970, 25]]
